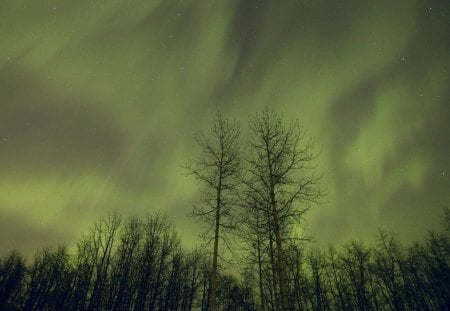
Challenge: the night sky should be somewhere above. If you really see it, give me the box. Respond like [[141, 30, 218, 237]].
[[1, 0, 449, 257]]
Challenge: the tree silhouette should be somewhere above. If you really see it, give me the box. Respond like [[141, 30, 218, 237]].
[[185, 112, 241, 311], [0, 112, 448, 310], [0, 250, 25, 309], [0, 208, 449, 310], [244, 108, 322, 311]]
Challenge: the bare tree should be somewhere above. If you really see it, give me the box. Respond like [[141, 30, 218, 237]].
[[108, 217, 142, 311], [185, 112, 241, 311], [245, 108, 321, 311]]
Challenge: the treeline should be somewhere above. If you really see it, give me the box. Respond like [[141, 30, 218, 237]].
[[0, 211, 449, 310], [1, 109, 449, 310], [0, 213, 254, 310], [281, 229, 449, 310]]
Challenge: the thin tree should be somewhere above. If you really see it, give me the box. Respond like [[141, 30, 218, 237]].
[[245, 108, 321, 311], [185, 112, 241, 311]]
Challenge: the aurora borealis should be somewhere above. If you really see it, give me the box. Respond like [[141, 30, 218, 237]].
[[0, 0, 449, 257]]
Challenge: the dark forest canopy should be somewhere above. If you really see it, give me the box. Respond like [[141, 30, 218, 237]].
[[0, 209, 449, 310]]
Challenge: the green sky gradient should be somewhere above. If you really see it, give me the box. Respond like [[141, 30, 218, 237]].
[[0, 0, 449, 256]]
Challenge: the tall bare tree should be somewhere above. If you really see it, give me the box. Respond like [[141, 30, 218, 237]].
[[185, 112, 241, 311], [245, 108, 321, 311]]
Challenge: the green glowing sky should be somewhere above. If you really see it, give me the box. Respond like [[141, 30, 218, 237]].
[[1, 0, 449, 256]]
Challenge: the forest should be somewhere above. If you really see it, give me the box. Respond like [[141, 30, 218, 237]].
[[1, 110, 449, 310]]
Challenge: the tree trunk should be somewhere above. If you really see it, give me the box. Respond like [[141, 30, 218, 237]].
[[273, 217, 289, 311], [256, 211, 266, 310], [269, 168, 289, 311], [210, 184, 222, 311], [268, 212, 279, 311]]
